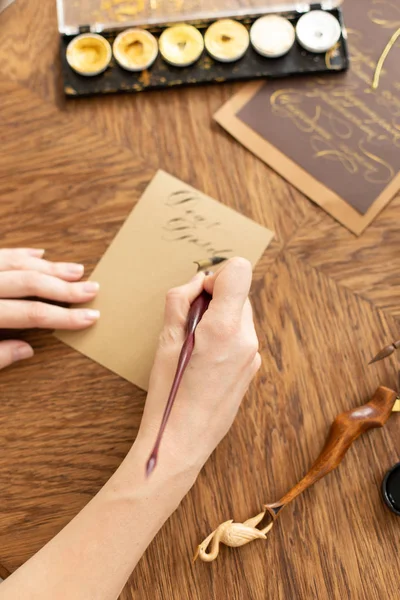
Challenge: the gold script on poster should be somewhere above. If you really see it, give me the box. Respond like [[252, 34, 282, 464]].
[[55, 170, 274, 390], [0, 0, 16, 13], [215, 0, 400, 235]]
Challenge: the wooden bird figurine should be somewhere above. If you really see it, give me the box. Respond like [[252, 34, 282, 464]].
[[195, 386, 399, 562]]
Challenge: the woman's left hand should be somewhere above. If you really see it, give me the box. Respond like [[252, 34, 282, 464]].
[[0, 247, 100, 371]]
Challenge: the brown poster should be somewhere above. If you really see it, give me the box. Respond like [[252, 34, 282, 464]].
[[55, 171, 274, 391], [0, 1, 15, 13], [215, 0, 400, 234]]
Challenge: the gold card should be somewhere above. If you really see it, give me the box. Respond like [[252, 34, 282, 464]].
[[55, 170, 274, 390]]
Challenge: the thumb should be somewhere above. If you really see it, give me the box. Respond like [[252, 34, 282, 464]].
[[0, 340, 34, 371]]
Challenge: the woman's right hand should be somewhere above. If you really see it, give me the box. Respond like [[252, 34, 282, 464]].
[[0, 258, 261, 600], [138, 257, 261, 482]]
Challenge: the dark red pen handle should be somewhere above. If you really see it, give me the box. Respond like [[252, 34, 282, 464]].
[[146, 290, 212, 476]]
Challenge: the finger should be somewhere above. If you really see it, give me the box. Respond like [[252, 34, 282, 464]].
[[0, 300, 100, 330], [204, 257, 252, 321], [242, 297, 254, 321], [251, 352, 262, 376], [0, 249, 85, 282], [241, 299, 260, 359], [241, 298, 257, 336], [0, 271, 99, 303], [0, 340, 34, 370], [163, 272, 206, 331], [0, 248, 45, 258]]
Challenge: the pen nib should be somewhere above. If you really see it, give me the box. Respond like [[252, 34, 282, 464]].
[[194, 256, 228, 272]]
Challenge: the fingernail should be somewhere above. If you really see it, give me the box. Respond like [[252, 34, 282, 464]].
[[82, 281, 100, 294], [13, 345, 34, 362], [28, 248, 45, 257], [66, 264, 84, 276], [190, 272, 204, 282], [82, 309, 100, 322]]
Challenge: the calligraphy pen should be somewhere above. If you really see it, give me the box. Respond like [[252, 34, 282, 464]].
[[145, 256, 227, 477], [194, 341, 400, 562], [194, 385, 400, 562]]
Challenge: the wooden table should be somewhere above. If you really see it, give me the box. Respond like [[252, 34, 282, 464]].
[[1, 2, 399, 598]]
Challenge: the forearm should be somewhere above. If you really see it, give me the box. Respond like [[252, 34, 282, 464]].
[[0, 437, 197, 600]]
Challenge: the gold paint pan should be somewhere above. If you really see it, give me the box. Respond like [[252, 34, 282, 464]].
[[159, 24, 204, 67], [113, 29, 158, 72], [66, 33, 112, 77]]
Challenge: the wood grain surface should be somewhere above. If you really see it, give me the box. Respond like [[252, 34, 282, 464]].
[[0, 2, 399, 599]]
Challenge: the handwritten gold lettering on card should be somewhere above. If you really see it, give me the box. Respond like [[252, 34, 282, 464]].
[[55, 171, 274, 390]]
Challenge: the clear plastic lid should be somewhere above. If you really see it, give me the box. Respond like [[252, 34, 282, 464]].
[[57, 0, 343, 35]]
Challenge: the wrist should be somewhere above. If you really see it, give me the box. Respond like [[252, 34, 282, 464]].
[[131, 432, 201, 495], [101, 434, 200, 520]]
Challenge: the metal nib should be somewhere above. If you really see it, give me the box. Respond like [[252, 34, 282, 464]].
[[369, 340, 400, 364], [194, 256, 228, 272]]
